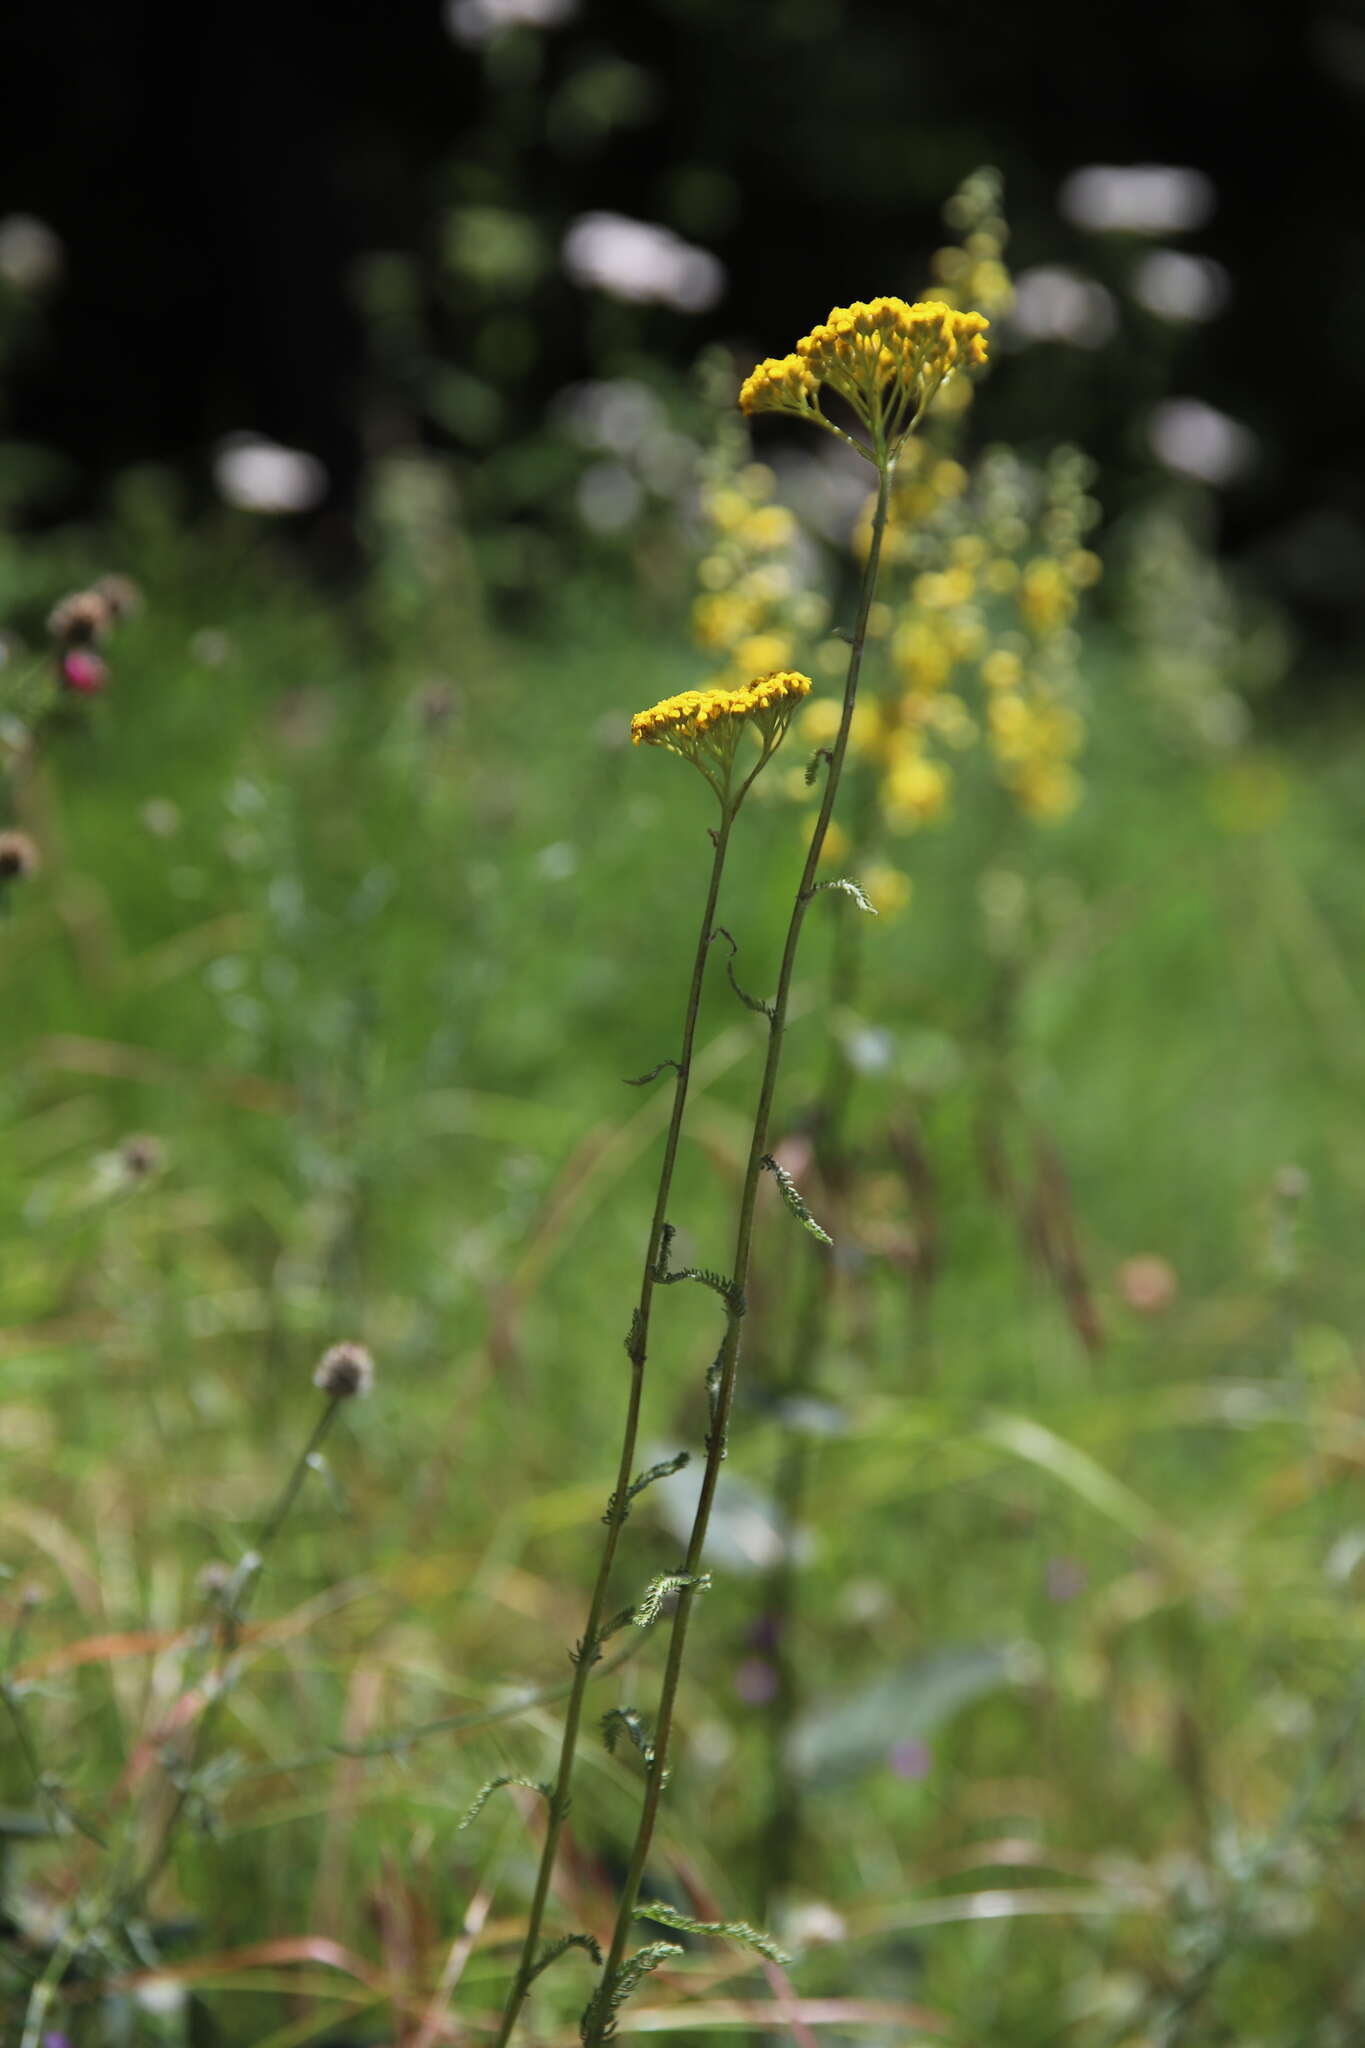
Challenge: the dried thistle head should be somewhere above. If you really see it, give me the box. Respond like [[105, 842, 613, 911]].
[[48, 588, 114, 646], [196, 1559, 233, 1603], [94, 573, 142, 621], [313, 1341, 375, 1399], [120, 1133, 165, 1179], [0, 830, 39, 883]]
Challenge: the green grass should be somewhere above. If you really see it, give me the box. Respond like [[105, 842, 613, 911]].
[[4, 523, 1365, 2046]]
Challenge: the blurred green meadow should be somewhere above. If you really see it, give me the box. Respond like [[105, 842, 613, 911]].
[[4, 490, 1365, 2046]]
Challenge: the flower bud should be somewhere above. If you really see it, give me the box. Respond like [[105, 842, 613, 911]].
[[0, 830, 39, 882], [60, 648, 111, 695], [313, 1341, 375, 1399]]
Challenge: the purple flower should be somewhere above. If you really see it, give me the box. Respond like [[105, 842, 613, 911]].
[[60, 648, 110, 695], [746, 1610, 784, 1653], [734, 1656, 779, 1706], [889, 1738, 931, 1781], [1045, 1556, 1088, 1603]]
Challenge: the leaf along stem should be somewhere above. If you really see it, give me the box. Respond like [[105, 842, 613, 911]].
[[584, 457, 897, 2039], [494, 805, 737, 2046]]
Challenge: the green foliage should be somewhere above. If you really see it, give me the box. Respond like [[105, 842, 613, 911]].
[[631, 1572, 710, 1629], [601, 1705, 653, 1766], [712, 924, 774, 1018], [811, 875, 876, 913], [761, 1152, 834, 1246], [527, 1929, 603, 1986], [2, 522, 1364, 2045], [457, 1773, 552, 1831], [652, 1221, 746, 1317], [603, 1450, 690, 1527], [786, 1646, 1026, 1788], [635, 1898, 791, 1964], [579, 1941, 683, 2043]]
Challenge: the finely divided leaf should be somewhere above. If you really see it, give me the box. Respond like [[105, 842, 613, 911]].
[[762, 1153, 833, 1246], [457, 1773, 551, 1831], [635, 1899, 791, 1965]]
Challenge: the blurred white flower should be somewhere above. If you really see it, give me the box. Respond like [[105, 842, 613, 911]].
[[0, 214, 64, 291], [1060, 163, 1216, 235], [562, 211, 724, 313], [136, 1979, 188, 2018], [1148, 399, 1256, 485], [557, 377, 664, 452], [1008, 266, 1117, 347], [782, 1901, 848, 1950], [536, 841, 578, 880], [1132, 249, 1230, 322], [445, 0, 575, 44], [576, 461, 643, 532], [213, 434, 327, 514]]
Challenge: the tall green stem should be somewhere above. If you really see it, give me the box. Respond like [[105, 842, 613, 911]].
[[495, 809, 735, 2046], [760, 761, 880, 1913], [586, 461, 896, 2039]]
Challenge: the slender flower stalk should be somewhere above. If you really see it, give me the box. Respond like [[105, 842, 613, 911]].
[[119, 1378, 358, 1912], [494, 674, 808, 2045], [21, 1350, 372, 2048], [582, 298, 988, 2043]]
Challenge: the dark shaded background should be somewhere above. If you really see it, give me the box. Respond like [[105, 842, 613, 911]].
[[4, 0, 1364, 641]]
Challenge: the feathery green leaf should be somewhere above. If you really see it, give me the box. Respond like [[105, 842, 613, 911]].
[[635, 1899, 792, 1965], [527, 1930, 602, 1986], [580, 1942, 683, 2042], [601, 1705, 653, 1765], [458, 1773, 551, 1831], [634, 1571, 710, 1628], [811, 876, 877, 912], [762, 1153, 833, 1246]]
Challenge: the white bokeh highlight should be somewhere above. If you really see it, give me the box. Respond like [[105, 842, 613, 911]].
[[562, 212, 724, 313]]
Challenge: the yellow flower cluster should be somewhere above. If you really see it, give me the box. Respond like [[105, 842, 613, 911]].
[[632, 671, 812, 806], [930, 167, 1015, 320], [692, 461, 828, 691], [795, 444, 1100, 837], [975, 447, 1100, 819], [921, 166, 1014, 425], [740, 298, 989, 455]]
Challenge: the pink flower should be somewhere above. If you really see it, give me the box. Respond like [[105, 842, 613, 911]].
[[60, 648, 110, 694], [1045, 1556, 1088, 1603], [889, 1738, 931, 1781], [1118, 1255, 1177, 1314]]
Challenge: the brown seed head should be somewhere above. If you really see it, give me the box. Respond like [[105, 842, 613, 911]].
[[48, 588, 113, 646], [120, 1134, 165, 1179], [0, 830, 39, 882], [196, 1560, 233, 1602], [95, 574, 142, 622], [1118, 1255, 1178, 1315], [313, 1340, 375, 1399]]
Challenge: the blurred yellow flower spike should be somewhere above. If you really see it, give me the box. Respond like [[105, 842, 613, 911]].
[[862, 862, 913, 918], [692, 457, 829, 692]]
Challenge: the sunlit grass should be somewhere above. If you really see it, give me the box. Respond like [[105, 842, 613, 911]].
[[4, 532, 1365, 2041]]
